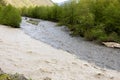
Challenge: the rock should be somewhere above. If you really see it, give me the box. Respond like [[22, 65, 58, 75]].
[[102, 42, 120, 49], [94, 73, 104, 78]]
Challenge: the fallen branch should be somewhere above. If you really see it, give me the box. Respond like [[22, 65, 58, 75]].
[[102, 42, 120, 49]]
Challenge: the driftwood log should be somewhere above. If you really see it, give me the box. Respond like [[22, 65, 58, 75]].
[[102, 42, 120, 49]]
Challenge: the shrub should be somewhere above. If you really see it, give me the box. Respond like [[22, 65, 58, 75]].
[[0, 5, 21, 28], [103, 0, 120, 35], [107, 32, 120, 42], [20, 0, 120, 43], [20, 7, 28, 16], [84, 28, 104, 41]]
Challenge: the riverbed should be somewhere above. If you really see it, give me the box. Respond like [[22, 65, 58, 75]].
[[21, 17, 120, 71]]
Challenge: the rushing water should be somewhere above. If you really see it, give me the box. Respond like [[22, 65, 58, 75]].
[[21, 17, 120, 71]]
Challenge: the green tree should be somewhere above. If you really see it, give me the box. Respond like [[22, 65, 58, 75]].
[[0, 5, 21, 28]]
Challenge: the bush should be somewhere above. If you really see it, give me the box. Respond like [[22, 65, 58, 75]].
[[20, 0, 120, 43], [107, 32, 120, 42], [0, 5, 21, 28], [103, 1, 120, 35], [84, 28, 104, 41]]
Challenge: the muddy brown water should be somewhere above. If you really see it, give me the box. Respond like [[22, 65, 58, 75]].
[[21, 17, 120, 71]]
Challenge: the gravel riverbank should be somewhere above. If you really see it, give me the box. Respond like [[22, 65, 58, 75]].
[[1, 25, 120, 80], [21, 17, 120, 71]]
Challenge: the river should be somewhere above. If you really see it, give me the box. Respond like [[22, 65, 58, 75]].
[[21, 17, 120, 71]]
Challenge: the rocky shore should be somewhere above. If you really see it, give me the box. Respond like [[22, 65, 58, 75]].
[[21, 17, 120, 71]]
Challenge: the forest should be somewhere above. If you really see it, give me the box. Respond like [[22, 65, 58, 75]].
[[0, 0, 120, 42]]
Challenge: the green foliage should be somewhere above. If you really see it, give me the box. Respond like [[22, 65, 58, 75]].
[[21, 5, 62, 22], [85, 28, 103, 41], [0, 5, 2, 11], [0, 74, 10, 80], [107, 32, 120, 42], [21, 0, 120, 43], [20, 7, 29, 16], [103, 0, 120, 35], [0, 5, 21, 28], [0, 73, 28, 80], [59, 1, 78, 25]]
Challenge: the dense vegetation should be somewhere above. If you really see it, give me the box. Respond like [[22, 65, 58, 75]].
[[0, 0, 119, 42], [0, 5, 21, 28], [21, 0, 120, 43]]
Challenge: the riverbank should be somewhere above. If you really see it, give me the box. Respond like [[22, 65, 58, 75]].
[[0, 24, 120, 80], [21, 17, 120, 71]]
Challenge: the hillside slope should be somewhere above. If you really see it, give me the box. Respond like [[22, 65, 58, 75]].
[[2, 0, 53, 7]]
